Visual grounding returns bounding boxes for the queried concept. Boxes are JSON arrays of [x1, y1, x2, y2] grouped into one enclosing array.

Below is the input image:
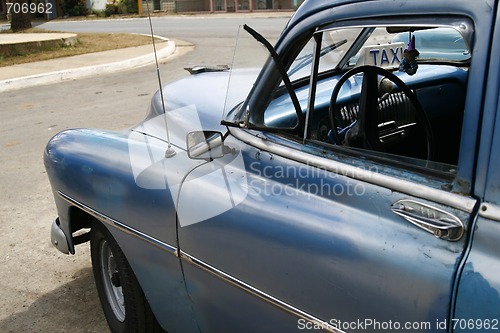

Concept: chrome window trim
[[57, 191, 178, 255], [230, 128, 476, 213]]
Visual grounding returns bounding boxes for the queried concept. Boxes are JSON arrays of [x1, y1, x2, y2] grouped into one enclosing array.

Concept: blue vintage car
[[45, 0, 500, 332]]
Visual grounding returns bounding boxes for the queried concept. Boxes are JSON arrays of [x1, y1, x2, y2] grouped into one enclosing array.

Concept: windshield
[[223, 25, 274, 122], [287, 26, 470, 84], [287, 28, 361, 82]]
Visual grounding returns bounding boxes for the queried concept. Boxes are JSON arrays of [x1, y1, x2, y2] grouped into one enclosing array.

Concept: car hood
[[131, 68, 259, 150]]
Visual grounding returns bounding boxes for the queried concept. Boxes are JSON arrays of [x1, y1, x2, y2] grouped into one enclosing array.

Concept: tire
[[90, 222, 165, 333]]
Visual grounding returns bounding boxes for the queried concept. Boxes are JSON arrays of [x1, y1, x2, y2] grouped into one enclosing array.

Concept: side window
[[302, 23, 471, 179], [263, 29, 357, 130]]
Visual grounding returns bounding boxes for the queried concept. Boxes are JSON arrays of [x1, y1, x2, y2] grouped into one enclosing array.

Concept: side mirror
[[187, 131, 224, 160]]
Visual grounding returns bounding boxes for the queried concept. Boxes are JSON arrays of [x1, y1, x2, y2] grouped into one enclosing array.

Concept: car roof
[[289, 0, 498, 28]]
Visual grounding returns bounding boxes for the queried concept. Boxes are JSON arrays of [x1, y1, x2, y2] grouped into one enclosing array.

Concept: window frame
[[294, 17, 475, 186]]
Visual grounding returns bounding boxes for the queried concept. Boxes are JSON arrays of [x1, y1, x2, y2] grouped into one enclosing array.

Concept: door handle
[[392, 199, 464, 241]]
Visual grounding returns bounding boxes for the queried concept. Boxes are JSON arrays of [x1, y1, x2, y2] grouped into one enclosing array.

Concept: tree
[[10, 0, 32, 32]]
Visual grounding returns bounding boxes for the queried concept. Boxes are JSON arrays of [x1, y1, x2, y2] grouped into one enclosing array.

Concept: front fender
[[44, 128, 203, 253]]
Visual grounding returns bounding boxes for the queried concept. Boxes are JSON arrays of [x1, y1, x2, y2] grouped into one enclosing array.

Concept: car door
[[175, 2, 493, 333], [176, 131, 476, 333], [454, 8, 500, 330]]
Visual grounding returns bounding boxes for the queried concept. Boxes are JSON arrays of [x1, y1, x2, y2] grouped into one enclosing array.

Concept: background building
[[141, 0, 300, 13]]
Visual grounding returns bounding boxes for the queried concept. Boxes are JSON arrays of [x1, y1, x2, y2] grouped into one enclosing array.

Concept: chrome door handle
[[392, 199, 465, 241]]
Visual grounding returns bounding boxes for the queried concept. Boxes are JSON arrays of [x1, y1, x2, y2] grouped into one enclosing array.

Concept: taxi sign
[[356, 42, 405, 68]]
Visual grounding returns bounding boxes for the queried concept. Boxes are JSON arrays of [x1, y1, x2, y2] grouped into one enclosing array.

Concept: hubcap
[[99, 240, 126, 322]]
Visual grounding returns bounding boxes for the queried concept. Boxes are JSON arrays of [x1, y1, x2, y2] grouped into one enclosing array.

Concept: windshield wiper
[[288, 39, 348, 77]]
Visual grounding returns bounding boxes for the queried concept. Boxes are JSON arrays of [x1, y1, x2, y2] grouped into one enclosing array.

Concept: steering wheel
[[329, 65, 434, 160]]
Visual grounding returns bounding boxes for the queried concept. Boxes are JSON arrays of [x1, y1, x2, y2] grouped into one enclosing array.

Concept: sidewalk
[[0, 35, 175, 93]]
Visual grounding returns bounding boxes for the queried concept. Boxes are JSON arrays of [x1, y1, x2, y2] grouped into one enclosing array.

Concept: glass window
[[224, 20, 472, 179], [287, 28, 361, 82], [301, 24, 471, 178]]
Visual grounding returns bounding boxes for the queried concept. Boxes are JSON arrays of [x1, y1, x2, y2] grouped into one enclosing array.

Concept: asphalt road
[[0, 15, 289, 333]]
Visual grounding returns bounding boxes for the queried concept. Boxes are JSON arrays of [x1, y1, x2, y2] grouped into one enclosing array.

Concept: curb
[[0, 36, 175, 93], [0, 33, 78, 57]]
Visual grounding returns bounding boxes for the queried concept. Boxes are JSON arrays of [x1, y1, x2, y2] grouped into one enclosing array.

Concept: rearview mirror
[[187, 131, 224, 160]]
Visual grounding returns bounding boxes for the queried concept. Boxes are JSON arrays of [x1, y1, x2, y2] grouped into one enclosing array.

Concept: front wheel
[[90, 222, 165, 333]]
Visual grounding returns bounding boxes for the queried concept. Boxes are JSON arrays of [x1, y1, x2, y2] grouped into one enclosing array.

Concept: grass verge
[[0, 28, 158, 67]]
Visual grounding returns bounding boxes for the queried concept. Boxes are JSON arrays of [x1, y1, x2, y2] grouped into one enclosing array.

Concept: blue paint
[[44, 0, 500, 332]]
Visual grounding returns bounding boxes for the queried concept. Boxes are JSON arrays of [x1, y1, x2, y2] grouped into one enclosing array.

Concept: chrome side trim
[[58, 192, 343, 331], [479, 203, 500, 222], [57, 191, 178, 255], [230, 128, 476, 213], [180, 250, 345, 333]]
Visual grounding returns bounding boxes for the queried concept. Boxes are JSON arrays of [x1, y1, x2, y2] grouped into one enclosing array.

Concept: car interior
[[261, 23, 471, 177]]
